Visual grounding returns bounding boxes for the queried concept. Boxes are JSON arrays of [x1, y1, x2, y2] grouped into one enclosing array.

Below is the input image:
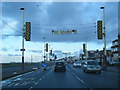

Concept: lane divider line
[[76, 76, 85, 84], [66, 66, 88, 87]]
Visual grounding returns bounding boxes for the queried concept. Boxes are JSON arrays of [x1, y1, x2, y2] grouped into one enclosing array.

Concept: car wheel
[[83, 69, 85, 72], [85, 69, 88, 73], [54, 69, 56, 72], [98, 71, 101, 74]]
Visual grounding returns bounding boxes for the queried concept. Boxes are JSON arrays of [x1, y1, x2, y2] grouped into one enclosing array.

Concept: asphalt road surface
[[1, 64, 120, 89]]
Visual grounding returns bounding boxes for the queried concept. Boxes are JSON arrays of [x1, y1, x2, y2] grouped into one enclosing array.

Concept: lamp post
[[43, 37, 45, 61], [100, 7, 107, 70], [20, 8, 25, 71]]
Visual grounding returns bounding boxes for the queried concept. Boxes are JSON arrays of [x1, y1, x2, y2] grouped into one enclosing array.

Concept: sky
[[0, 1, 119, 63]]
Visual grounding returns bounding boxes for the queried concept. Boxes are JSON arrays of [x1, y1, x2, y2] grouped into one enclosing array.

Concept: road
[[1, 64, 120, 89]]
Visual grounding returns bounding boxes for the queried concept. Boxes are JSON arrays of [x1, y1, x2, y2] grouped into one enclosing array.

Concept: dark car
[[54, 62, 66, 72]]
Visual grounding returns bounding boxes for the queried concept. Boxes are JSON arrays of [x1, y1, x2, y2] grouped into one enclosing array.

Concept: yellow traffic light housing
[[97, 20, 103, 39], [45, 43, 48, 52], [50, 50, 52, 55], [83, 43, 86, 56], [25, 22, 31, 41]]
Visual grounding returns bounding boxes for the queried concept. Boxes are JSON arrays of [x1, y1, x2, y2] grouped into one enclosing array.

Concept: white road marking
[[66, 66, 86, 85], [14, 83, 20, 86], [2, 70, 35, 83], [32, 81, 36, 84], [8, 83, 14, 86], [24, 81, 30, 86], [20, 82, 27, 86], [34, 82, 38, 85], [76, 76, 85, 84]]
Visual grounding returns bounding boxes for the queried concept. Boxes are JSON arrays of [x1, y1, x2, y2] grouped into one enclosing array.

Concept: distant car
[[81, 60, 86, 67], [54, 62, 66, 72], [73, 62, 82, 68], [83, 60, 101, 74], [108, 59, 120, 66]]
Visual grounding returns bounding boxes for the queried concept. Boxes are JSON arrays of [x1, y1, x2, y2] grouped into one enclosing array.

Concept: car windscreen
[[87, 61, 98, 65], [56, 62, 64, 66]]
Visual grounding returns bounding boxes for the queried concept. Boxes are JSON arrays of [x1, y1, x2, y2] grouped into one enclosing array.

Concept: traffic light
[[97, 20, 103, 39], [83, 43, 86, 56], [25, 22, 31, 41], [45, 43, 48, 52], [72, 30, 77, 34], [50, 50, 52, 55]]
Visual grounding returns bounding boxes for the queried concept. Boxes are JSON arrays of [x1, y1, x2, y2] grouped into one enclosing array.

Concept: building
[[87, 50, 96, 60], [118, 35, 120, 60], [111, 39, 119, 60]]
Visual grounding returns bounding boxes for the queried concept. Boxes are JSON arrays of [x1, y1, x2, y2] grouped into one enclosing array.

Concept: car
[[54, 61, 66, 72], [73, 62, 82, 68], [83, 60, 101, 74], [108, 59, 120, 66]]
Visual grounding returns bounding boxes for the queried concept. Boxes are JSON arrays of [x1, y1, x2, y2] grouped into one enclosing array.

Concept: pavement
[[1, 64, 120, 89], [106, 66, 120, 73]]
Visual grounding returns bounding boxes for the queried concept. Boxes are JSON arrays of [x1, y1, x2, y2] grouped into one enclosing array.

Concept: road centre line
[[76, 76, 85, 84], [66, 66, 86, 85]]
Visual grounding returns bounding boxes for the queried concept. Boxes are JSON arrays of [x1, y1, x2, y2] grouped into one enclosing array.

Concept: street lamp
[[43, 37, 45, 61], [20, 8, 25, 71], [100, 6, 107, 70]]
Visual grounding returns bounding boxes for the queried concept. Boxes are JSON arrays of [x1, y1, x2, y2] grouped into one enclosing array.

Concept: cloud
[[1, 47, 8, 51], [2, 2, 118, 44], [14, 49, 19, 51], [29, 50, 43, 53], [8, 54, 21, 56], [53, 50, 62, 54]]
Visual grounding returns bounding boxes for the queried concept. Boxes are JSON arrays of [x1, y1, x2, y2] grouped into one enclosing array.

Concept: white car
[[73, 62, 82, 68], [83, 60, 101, 74]]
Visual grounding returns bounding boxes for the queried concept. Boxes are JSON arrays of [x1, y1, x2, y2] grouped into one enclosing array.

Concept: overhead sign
[[52, 30, 77, 34]]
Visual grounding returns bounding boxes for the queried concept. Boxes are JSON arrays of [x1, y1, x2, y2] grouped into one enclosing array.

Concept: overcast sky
[[0, 1, 119, 63]]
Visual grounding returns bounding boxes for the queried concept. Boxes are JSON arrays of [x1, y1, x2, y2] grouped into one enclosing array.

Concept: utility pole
[[31, 55, 32, 64], [20, 8, 25, 71], [49, 44, 50, 61], [100, 7, 107, 70], [85, 43, 87, 60]]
